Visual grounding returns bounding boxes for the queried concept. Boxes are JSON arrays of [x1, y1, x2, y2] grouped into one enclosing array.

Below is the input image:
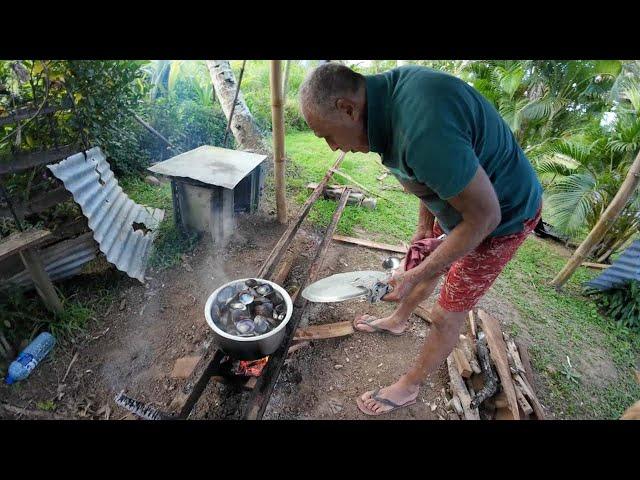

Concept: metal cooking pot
[[204, 278, 293, 360]]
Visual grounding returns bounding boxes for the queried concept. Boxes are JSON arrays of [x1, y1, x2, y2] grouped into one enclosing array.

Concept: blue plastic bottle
[[5, 332, 56, 385]]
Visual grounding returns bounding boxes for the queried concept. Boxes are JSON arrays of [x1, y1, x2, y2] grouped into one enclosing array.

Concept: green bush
[[232, 60, 309, 132], [587, 281, 640, 331]]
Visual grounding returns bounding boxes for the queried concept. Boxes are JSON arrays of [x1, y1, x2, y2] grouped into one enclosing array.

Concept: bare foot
[[353, 314, 409, 335], [357, 380, 419, 415]]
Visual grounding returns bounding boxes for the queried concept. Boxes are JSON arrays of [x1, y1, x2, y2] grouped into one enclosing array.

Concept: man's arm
[[387, 165, 501, 299], [412, 202, 435, 242]]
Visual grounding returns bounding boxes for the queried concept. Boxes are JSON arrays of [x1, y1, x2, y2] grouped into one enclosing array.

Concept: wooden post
[[19, 248, 63, 314], [551, 149, 640, 288], [270, 60, 287, 224]]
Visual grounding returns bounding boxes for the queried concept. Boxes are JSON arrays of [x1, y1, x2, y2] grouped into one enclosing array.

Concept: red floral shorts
[[429, 207, 542, 312]]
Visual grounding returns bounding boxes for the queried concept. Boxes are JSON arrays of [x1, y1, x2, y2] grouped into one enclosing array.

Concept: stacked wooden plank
[[444, 309, 545, 420]]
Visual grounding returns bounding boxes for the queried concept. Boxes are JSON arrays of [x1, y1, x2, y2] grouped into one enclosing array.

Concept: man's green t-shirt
[[365, 66, 543, 237]]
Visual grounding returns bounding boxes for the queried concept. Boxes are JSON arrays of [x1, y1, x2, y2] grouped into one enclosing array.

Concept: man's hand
[[381, 270, 416, 303]]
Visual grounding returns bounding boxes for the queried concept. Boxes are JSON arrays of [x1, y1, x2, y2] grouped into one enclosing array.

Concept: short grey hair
[[299, 63, 366, 117]]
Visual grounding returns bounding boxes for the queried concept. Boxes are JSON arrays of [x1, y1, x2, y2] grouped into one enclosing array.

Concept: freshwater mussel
[[211, 278, 288, 338]]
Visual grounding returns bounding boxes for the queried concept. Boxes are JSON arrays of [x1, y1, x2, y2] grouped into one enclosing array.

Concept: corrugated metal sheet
[[586, 240, 640, 291], [2, 232, 98, 289], [48, 147, 164, 282]]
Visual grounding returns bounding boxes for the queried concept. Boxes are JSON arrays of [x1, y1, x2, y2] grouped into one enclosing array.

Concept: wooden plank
[[0, 229, 51, 261], [513, 373, 545, 420], [446, 354, 480, 420], [244, 188, 351, 420], [413, 302, 432, 323], [256, 152, 346, 279], [271, 250, 296, 285], [514, 385, 533, 416], [581, 262, 610, 270], [477, 309, 519, 420], [452, 348, 472, 378], [468, 311, 476, 339], [514, 340, 535, 387], [332, 235, 407, 254], [293, 321, 354, 342], [0, 187, 72, 219], [458, 335, 481, 374], [0, 144, 79, 174], [505, 339, 526, 375], [493, 391, 508, 409], [19, 248, 63, 313]]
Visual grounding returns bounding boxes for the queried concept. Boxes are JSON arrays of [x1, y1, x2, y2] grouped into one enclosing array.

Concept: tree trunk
[[551, 149, 640, 288], [205, 61, 269, 155]]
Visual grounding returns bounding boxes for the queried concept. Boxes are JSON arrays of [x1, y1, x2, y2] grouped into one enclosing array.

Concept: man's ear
[[336, 98, 355, 118]]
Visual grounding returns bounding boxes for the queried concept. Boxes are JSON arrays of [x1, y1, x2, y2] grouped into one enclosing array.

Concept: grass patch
[[493, 237, 640, 419], [286, 131, 419, 243], [120, 176, 199, 270]]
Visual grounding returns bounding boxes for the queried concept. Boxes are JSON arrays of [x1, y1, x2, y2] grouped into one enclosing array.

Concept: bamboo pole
[[551, 149, 640, 288], [270, 60, 287, 224]]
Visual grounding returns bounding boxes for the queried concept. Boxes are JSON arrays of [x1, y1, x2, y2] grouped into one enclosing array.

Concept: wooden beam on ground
[[332, 235, 407, 254], [513, 373, 545, 420], [243, 188, 351, 420], [477, 309, 519, 420], [0, 229, 51, 261], [514, 385, 533, 416], [271, 250, 296, 285], [0, 187, 72, 219], [468, 311, 477, 339], [0, 402, 67, 420], [514, 340, 535, 386], [458, 335, 481, 374], [446, 354, 480, 420], [0, 144, 79, 175], [581, 262, 610, 270], [452, 348, 472, 378], [257, 152, 346, 279], [505, 338, 526, 375], [329, 168, 399, 205], [293, 321, 354, 342]]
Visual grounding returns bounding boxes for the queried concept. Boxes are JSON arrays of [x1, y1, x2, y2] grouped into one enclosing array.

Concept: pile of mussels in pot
[[212, 279, 288, 338]]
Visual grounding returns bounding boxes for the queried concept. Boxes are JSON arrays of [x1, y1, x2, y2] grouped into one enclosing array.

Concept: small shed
[[148, 145, 267, 243]]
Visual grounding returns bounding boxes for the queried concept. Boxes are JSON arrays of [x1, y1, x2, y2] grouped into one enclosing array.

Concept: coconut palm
[[532, 78, 640, 261]]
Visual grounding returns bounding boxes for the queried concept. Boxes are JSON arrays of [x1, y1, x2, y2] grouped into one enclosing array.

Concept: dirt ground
[[0, 210, 536, 420]]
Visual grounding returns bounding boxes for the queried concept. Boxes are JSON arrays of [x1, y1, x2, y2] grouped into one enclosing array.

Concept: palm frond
[[546, 173, 598, 235]]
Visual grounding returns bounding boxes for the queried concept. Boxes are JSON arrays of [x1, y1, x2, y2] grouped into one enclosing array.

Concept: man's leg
[[357, 207, 542, 414], [359, 304, 466, 413], [353, 274, 440, 335]]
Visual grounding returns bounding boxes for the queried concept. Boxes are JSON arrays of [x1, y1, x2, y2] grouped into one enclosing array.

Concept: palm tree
[[531, 78, 640, 261]]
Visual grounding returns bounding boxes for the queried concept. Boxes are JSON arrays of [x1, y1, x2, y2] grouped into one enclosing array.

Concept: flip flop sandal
[[353, 315, 405, 336], [356, 388, 417, 416]]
